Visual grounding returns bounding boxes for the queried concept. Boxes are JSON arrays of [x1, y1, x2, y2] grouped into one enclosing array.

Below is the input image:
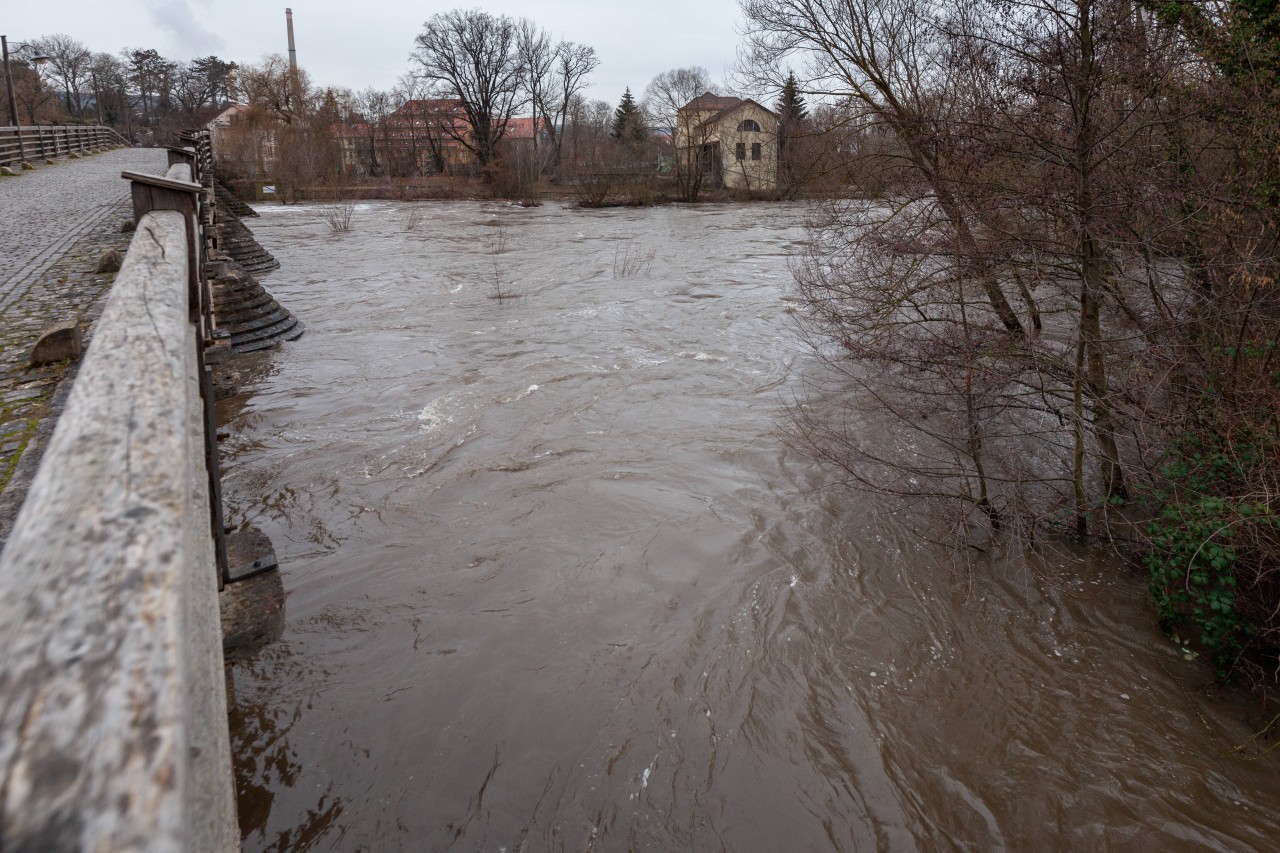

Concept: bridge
[[0, 129, 294, 849]]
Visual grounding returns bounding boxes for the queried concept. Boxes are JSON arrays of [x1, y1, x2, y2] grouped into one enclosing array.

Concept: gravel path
[[0, 148, 168, 545]]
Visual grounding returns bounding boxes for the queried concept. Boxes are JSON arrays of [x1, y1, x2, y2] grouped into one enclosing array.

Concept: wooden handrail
[[122, 156, 229, 585], [0, 126, 248, 850], [0, 209, 238, 850]]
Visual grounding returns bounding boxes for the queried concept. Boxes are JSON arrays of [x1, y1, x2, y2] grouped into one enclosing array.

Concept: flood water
[[222, 200, 1280, 851]]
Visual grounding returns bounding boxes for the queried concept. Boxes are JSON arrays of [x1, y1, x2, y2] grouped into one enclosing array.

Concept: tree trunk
[[1074, 0, 1127, 503]]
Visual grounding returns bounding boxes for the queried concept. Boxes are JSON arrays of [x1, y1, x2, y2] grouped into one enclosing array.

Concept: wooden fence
[[0, 134, 239, 849], [1, 124, 130, 167]]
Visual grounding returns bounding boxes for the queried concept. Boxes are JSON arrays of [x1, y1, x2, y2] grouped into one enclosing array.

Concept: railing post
[[123, 167, 202, 308], [167, 145, 197, 174]]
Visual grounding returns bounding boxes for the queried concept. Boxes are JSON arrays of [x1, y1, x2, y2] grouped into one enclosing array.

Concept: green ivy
[[1143, 433, 1275, 678]]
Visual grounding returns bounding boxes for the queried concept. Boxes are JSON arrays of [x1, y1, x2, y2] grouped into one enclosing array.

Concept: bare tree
[[391, 71, 465, 175], [740, 0, 1280, 675], [220, 55, 342, 197], [172, 61, 211, 117], [34, 34, 92, 119], [236, 53, 306, 126], [517, 20, 554, 164], [89, 52, 128, 129], [1, 51, 60, 125], [394, 72, 432, 176], [644, 66, 716, 201], [737, 0, 1171, 540], [355, 87, 394, 177], [427, 96, 467, 176], [738, 0, 1030, 537], [412, 9, 526, 169], [741, 0, 1027, 334], [774, 101, 874, 197], [967, 0, 1164, 508], [543, 42, 600, 171]]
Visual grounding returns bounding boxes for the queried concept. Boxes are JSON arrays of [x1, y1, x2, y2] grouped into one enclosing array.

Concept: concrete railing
[[0, 162, 237, 846], [0, 124, 129, 167]]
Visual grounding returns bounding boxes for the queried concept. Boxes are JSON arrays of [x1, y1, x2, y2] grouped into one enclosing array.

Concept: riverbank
[[220, 173, 796, 207]]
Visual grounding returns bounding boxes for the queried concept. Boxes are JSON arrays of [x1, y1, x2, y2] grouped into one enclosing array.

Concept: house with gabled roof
[[334, 98, 475, 177], [676, 92, 779, 191], [331, 102, 554, 177], [389, 98, 473, 174]]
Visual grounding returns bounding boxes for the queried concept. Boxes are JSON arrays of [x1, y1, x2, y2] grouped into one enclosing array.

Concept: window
[[751, 142, 762, 161], [737, 119, 761, 132], [735, 142, 746, 161]]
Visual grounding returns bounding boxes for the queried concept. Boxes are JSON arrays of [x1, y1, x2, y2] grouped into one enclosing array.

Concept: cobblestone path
[[0, 148, 167, 544]]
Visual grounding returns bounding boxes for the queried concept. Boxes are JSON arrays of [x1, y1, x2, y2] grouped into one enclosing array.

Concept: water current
[[222, 200, 1280, 851]]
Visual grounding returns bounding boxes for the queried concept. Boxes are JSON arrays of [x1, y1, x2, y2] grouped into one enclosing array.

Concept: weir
[[0, 132, 292, 849]]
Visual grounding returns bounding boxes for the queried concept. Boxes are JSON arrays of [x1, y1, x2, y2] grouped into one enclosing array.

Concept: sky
[[5, 0, 759, 108]]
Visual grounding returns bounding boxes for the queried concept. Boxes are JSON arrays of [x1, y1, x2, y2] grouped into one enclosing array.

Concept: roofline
[[694, 98, 779, 131]]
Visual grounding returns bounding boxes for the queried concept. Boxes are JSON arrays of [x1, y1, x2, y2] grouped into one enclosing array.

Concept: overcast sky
[[6, 0, 760, 107]]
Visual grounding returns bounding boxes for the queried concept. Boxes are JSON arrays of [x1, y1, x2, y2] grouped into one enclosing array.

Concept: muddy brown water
[[222, 201, 1280, 851]]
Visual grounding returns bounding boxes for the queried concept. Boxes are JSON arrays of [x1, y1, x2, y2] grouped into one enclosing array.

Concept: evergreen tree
[[776, 71, 809, 193], [777, 71, 808, 126], [190, 56, 236, 109], [611, 87, 646, 142]]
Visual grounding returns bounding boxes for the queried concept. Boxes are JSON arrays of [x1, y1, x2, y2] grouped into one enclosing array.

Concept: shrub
[[319, 201, 355, 232], [1144, 431, 1280, 679]]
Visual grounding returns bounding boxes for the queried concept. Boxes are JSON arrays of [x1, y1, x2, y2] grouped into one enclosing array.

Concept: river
[[221, 200, 1280, 851]]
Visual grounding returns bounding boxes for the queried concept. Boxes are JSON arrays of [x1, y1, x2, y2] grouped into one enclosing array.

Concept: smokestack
[[286, 8, 297, 72]]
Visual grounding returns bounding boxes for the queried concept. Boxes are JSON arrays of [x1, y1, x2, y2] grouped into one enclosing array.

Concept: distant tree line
[[1, 32, 237, 142], [4, 13, 874, 204], [217, 8, 868, 203]]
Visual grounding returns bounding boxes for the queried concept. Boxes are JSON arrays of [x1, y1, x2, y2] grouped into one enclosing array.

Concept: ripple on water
[[224, 200, 1280, 852]]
